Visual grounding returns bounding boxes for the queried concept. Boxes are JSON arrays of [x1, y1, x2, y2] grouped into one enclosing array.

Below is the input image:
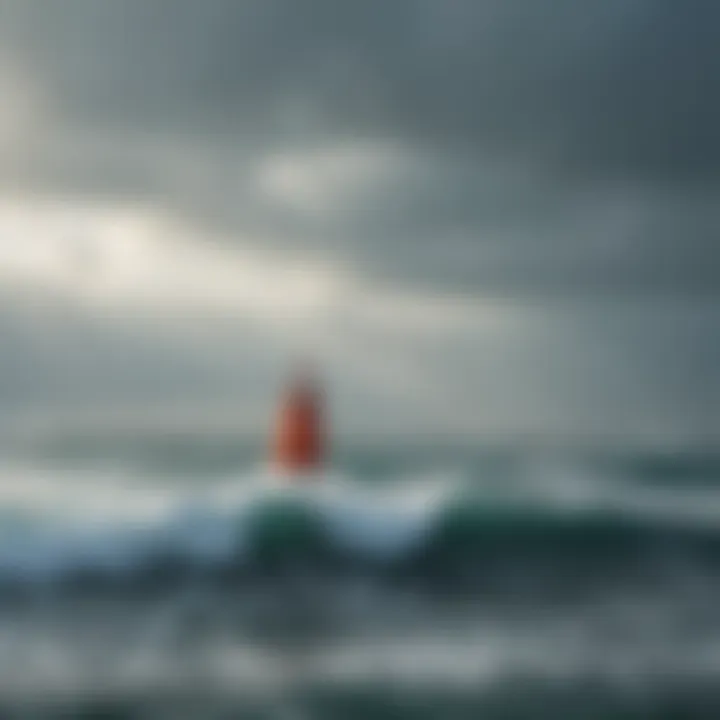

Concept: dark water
[[0, 438, 718, 718]]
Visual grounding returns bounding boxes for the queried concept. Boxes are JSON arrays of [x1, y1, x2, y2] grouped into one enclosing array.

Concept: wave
[[0, 461, 719, 592]]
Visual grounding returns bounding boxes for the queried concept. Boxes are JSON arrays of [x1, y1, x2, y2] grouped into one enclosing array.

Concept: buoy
[[271, 367, 323, 476]]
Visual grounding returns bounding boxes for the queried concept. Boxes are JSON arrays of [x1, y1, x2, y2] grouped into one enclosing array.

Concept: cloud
[[0, 195, 507, 335], [0, 0, 718, 297], [0, 197, 348, 325], [0, 55, 45, 168], [5, 0, 720, 178], [0, 0, 717, 441], [0, 194, 521, 436]]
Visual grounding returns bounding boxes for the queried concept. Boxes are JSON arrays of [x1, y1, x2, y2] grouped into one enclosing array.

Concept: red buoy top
[[271, 369, 323, 474]]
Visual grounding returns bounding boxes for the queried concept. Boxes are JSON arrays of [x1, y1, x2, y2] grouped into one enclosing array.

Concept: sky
[[0, 0, 717, 443]]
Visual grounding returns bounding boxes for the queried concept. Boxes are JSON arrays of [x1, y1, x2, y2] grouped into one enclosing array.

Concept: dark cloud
[[1, 0, 718, 299], [5, 0, 720, 178], [0, 0, 717, 442]]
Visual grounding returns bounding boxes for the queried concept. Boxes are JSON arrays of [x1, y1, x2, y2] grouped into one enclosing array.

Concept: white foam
[[0, 457, 718, 583], [0, 463, 465, 581]]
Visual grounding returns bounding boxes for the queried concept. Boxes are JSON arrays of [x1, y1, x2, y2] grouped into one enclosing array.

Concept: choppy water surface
[[0, 439, 718, 718]]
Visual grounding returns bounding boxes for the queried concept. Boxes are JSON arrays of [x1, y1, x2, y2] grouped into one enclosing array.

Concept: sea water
[[0, 436, 718, 718]]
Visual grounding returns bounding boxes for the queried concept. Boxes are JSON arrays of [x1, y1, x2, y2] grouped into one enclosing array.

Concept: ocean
[[0, 435, 718, 719]]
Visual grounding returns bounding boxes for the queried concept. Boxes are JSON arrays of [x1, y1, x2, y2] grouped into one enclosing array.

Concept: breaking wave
[[0, 456, 719, 593]]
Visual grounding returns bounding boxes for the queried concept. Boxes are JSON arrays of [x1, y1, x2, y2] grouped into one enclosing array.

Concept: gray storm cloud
[[0, 0, 717, 440], [2, 0, 719, 295], [5, 0, 720, 177]]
